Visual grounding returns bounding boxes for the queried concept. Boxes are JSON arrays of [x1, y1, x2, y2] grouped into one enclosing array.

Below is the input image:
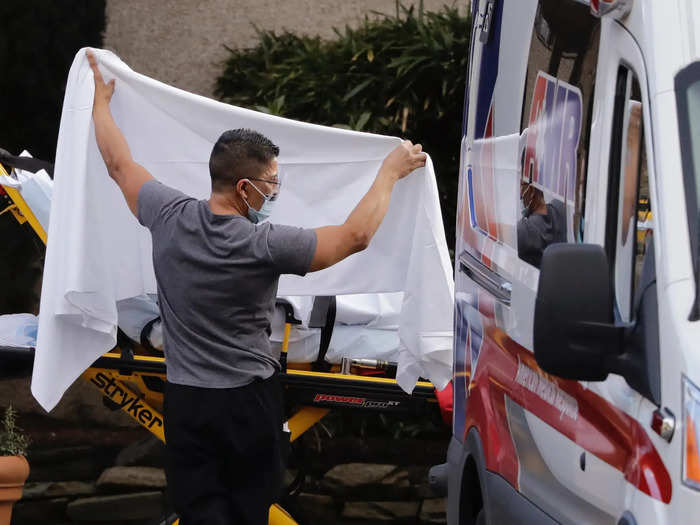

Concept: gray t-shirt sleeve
[[266, 223, 317, 276], [138, 180, 192, 230]]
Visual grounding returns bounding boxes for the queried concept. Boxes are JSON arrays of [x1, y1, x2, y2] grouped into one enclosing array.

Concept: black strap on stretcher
[[116, 327, 135, 375], [140, 316, 161, 352], [0, 148, 54, 177], [309, 296, 336, 372]]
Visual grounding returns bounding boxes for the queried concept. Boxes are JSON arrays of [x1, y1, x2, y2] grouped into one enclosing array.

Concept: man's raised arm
[[87, 50, 153, 217], [309, 140, 426, 272]]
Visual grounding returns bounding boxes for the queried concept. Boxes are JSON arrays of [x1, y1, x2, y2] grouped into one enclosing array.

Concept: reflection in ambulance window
[[517, 1, 599, 268], [611, 72, 651, 322], [517, 183, 567, 268], [635, 138, 651, 291], [621, 101, 643, 245]]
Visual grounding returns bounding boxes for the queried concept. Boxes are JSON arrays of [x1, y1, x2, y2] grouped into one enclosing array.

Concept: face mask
[[242, 180, 277, 224]]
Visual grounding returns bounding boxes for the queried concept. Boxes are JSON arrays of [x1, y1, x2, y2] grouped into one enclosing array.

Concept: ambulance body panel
[[449, 0, 700, 523]]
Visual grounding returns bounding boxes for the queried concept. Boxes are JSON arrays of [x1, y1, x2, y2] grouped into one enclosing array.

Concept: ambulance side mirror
[[533, 243, 620, 381]]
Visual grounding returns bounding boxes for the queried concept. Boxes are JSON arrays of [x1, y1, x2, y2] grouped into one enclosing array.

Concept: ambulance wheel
[[475, 509, 485, 525]]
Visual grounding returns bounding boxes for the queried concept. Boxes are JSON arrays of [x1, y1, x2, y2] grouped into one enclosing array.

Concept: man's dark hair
[[209, 129, 280, 192]]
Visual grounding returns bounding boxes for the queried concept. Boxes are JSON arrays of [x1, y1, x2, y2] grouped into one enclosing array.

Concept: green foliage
[[216, 3, 471, 252], [0, 405, 30, 457]]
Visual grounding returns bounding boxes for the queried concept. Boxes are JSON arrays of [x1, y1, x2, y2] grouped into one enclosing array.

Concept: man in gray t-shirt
[[87, 50, 426, 524], [137, 179, 316, 389]]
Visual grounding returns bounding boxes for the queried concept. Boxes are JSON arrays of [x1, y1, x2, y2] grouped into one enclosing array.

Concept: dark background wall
[[0, 0, 105, 161], [0, 0, 105, 314]]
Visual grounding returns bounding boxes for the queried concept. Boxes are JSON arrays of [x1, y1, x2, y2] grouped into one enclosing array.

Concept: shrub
[[216, 3, 471, 252], [0, 405, 30, 457]]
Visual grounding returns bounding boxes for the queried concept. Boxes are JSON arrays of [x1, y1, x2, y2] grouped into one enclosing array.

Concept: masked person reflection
[[517, 180, 567, 268], [86, 50, 427, 525]]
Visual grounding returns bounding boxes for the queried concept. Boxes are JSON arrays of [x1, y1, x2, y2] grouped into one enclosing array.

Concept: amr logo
[[523, 71, 583, 202]]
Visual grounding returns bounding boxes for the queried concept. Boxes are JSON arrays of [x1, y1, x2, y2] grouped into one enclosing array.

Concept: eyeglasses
[[248, 177, 281, 187], [247, 169, 284, 201], [249, 167, 284, 188]]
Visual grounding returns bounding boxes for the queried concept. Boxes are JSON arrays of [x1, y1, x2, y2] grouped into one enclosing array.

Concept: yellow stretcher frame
[[0, 166, 47, 244], [0, 161, 438, 525]]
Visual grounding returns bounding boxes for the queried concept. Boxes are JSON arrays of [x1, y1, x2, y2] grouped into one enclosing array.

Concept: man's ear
[[235, 179, 248, 199]]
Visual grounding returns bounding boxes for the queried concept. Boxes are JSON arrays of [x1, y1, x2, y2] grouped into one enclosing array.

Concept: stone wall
[[0, 377, 136, 427], [103, 0, 467, 98], [14, 433, 448, 524]]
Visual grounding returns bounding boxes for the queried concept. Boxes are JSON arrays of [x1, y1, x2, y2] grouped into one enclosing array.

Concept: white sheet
[[0, 314, 38, 348], [31, 48, 454, 411], [116, 293, 403, 364], [0, 151, 53, 232], [268, 293, 403, 363]]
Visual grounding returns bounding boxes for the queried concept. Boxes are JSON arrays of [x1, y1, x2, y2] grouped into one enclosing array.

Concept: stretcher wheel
[[156, 512, 178, 524]]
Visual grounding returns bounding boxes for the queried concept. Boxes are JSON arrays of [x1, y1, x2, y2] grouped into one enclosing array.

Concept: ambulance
[[446, 0, 700, 523]]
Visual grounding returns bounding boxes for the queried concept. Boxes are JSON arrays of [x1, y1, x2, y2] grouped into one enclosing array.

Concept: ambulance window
[[517, 1, 599, 268], [607, 67, 650, 322]]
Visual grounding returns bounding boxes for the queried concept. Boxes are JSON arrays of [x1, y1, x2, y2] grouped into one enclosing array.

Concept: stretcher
[[0, 152, 442, 525]]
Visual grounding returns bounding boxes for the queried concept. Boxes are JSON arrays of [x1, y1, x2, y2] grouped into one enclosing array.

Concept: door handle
[[458, 250, 512, 306]]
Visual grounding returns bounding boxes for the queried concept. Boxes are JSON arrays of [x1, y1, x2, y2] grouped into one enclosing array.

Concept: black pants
[[164, 375, 285, 525]]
